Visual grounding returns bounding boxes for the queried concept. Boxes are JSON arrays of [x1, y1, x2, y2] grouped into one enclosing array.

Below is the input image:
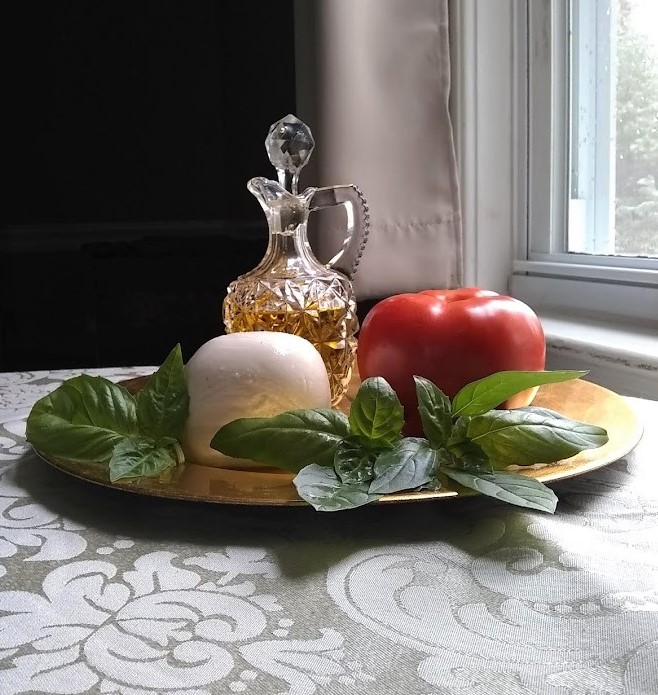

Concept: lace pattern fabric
[[0, 368, 656, 694]]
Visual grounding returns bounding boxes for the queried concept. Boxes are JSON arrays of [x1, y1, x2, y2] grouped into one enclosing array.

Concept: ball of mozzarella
[[182, 332, 331, 469]]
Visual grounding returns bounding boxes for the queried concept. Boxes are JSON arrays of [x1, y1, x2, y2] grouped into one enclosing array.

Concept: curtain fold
[[296, 0, 462, 299]]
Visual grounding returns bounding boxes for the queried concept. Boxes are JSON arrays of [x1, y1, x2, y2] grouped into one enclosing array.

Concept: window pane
[[569, 0, 658, 258], [615, 0, 658, 256]]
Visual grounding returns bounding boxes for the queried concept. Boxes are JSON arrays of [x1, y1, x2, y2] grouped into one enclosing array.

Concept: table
[[1, 368, 657, 695]]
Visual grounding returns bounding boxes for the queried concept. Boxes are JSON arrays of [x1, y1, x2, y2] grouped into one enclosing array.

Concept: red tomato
[[357, 288, 546, 436]]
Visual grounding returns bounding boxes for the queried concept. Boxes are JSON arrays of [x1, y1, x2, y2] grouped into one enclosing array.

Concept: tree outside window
[[615, 0, 658, 256]]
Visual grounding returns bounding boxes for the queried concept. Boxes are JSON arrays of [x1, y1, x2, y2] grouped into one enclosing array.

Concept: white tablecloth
[[1, 368, 657, 695]]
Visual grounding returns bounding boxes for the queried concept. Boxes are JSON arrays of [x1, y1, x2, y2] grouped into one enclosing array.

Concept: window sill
[[538, 310, 658, 400]]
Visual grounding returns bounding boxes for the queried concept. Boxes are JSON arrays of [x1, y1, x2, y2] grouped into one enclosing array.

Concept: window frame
[[450, 0, 658, 323]]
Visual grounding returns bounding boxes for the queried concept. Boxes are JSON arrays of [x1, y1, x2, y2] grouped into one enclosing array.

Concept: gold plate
[[36, 375, 643, 506]]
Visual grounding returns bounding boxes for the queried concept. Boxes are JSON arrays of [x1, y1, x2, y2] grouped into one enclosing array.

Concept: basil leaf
[[414, 376, 452, 447], [26, 375, 138, 462], [137, 343, 189, 441], [446, 417, 469, 448], [369, 438, 439, 494], [109, 438, 178, 482], [514, 406, 575, 419], [293, 464, 380, 511], [464, 409, 609, 466], [450, 440, 492, 472], [348, 377, 404, 447], [211, 408, 350, 472], [441, 468, 558, 513], [452, 370, 588, 416], [334, 437, 376, 484]]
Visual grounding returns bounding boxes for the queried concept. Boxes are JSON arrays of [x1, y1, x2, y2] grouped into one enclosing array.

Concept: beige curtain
[[296, 0, 462, 299]]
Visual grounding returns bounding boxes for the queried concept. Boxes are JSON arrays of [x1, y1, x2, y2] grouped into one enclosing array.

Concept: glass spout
[[247, 177, 290, 211], [248, 177, 315, 234]]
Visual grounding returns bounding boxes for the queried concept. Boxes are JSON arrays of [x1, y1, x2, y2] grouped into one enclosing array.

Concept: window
[[603, 0, 658, 259], [570, 0, 658, 259], [511, 0, 658, 321], [451, 0, 657, 397], [541, 0, 658, 261]]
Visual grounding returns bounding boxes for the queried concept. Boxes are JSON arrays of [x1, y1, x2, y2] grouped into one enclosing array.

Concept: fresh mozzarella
[[182, 332, 331, 468]]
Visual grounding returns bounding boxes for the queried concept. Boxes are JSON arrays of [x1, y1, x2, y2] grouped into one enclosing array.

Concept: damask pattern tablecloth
[[0, 368, 657, 695]]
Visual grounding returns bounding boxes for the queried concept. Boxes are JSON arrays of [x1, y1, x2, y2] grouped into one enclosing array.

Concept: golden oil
[[223, 290, 358, 406]]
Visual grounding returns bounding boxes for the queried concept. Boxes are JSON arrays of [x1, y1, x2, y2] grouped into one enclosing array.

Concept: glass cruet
[[223, 114, 370, 405]]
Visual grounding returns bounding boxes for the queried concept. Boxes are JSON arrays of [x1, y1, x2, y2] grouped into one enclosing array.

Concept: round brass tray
[[36, 374, 643, 506]]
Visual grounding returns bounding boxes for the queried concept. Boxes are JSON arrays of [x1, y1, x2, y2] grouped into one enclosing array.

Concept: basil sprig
[[211, 409, 350, 471], [26, 344, 188, 482], [451, 369, 588, 416], [26, 355, 609, 513], [212, 370, 608, 513]]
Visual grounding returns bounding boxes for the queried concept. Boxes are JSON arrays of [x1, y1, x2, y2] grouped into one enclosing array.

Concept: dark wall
[[1, 1, 296, 370]]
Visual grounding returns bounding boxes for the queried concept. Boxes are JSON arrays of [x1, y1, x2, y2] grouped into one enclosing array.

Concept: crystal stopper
[[265, 114, 315, 194]]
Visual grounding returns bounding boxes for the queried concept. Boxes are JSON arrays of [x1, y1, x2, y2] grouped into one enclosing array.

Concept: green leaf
[[464, 409, 609, 466], [334, 437, 376, 484], [452, 370, 588, 416], [445, 419, 493, 471], [293, 464, 381, 511], [137, 344, 189, 441], [109, 438, 178, 482], [441, 468, 558, 513], [26, 375, 138, 462], [211, 409, 350, 472], [369, 438, 439, 494], [449, 440, 492, 472], [414, 376, 452, 447], [348, 377, 404, 447], [446, 417, 469, 448], [513, 406, 576, 419]]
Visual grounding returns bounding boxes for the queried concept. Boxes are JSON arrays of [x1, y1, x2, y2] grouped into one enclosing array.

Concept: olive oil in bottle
[[224, 284, 358, 405]]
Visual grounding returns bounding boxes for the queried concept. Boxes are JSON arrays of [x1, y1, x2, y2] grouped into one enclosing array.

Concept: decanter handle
[[309, 184, 370, 279]]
